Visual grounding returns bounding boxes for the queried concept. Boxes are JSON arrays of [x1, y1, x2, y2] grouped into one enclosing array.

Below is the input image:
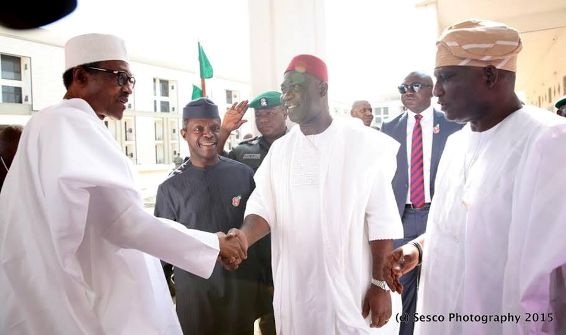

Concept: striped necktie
[[410, 114, 425, 208]]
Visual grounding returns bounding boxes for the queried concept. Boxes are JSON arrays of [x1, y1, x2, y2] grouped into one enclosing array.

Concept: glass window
[[160, 101, 170, 113], [1, 55, 21, 81], [226, 89, 233, 104], [160, 80, 169, 97], [2, 86, 22, 103], [153, 78, 176, 113]]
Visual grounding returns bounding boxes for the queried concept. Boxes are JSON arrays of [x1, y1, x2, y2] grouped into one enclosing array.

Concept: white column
[[247, 0, 327, 95]]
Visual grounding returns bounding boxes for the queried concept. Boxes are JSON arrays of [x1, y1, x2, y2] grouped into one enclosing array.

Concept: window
[[155, 119, 164, 141], [160, 101, 170, 113], [1, 55, 21, 80], [2, 86, 22, 103], [0, 54, 31, 104], [225, 89, 240, 104], [153, 78, 177, 113]]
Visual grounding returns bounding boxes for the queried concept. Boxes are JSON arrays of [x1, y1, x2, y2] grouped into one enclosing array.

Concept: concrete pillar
[[247, 0, 327, 94]]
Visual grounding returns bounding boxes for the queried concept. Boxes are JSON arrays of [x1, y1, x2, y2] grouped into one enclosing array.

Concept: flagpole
[[201, 77, 206, 97]]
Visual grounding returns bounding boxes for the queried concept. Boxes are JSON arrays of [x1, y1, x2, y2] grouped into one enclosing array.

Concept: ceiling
[[435, 0, 566, 93]]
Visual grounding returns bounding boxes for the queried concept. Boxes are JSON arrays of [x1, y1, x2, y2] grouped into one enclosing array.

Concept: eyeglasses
[[85, 66, 136, 88], [1, 155, 9, 172], [397, 83, 432, 94]]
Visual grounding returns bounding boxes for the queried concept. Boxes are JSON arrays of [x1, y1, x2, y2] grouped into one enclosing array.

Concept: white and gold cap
[[436, 19, 522, 72], [64, 33, 128, 71]]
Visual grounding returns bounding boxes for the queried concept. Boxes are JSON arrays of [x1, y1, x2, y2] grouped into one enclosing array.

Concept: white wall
[[0, 35, 65, 111], [248, 0, 327, 95], [522, 28, 566, 111]]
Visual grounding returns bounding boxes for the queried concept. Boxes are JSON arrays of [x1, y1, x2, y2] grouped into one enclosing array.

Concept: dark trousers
[[393, 206, 429, 335], [175, 268, 258, 335]]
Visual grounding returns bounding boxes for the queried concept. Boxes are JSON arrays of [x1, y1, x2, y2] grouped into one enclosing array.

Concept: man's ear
[[279, 106, 288, 119], [483, 65, 499, 88], [319, 81, 328, 97], [180, 127, 190, 141], [73, 67, 89, 87]]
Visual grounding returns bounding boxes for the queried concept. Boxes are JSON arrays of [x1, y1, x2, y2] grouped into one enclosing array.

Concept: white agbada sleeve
[[365, 137, 403, 240], [504, 124, 566, 334], [244, 147, 275, 226], [35, 101, 219, 279], [0, 99, 219, 335]]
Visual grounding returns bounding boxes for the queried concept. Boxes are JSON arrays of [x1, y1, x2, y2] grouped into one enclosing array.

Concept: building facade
[[0, 31, 251, 166]]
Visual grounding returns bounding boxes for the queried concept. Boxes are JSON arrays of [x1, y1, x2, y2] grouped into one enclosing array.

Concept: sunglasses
[[85, 66, 136, 88], [398, 83, 432, 94]]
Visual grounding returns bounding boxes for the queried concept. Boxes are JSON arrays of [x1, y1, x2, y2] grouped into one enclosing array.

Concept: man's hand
[[221, 100, 249, 134], [383, 243, 420, 294], [217, 230, 248, 270], [362, 285, 392, 328]]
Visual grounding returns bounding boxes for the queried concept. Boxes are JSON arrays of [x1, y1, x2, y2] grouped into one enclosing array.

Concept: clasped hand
[[216, 228, 249, 270], [382, 243, 419, 294]]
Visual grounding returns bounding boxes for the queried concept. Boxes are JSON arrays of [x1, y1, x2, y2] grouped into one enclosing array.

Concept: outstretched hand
[[383, 244, 420, 294], [217, 229, 248, 270], [222, 100, 249, 133]]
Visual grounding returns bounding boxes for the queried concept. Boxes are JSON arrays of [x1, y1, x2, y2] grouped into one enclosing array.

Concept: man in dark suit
[[381, 71, 463, 335]]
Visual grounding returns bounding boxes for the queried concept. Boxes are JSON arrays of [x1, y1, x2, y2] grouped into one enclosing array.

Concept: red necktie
[[410, 114, 425, 208]]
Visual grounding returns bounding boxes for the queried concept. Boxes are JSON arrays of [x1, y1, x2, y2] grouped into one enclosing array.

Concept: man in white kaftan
[[0, 33, 246, 335], [238, 54, 404, 335], [384, 20, 566, 335], [418, 106, 566, 335]]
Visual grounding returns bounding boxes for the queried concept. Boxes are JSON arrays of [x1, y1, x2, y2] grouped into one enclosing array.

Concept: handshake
[[216, 228, 249, 270]]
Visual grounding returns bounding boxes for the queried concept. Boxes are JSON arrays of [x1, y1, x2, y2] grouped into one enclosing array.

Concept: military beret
[[182, 98, 220, 119], [555, 95, 566, 109], [248, 91, 282, 110]]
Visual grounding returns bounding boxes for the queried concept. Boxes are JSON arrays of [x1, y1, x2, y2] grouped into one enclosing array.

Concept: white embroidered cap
[[64, 33, 128, 71]]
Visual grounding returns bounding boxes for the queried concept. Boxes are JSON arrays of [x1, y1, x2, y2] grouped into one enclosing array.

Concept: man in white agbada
[[234, 54, 403, 334], [384, 19, 566, 335], [0, 33, 247, 335]]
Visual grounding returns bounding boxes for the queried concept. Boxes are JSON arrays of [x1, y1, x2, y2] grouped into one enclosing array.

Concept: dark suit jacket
[[381, 108, 464, 216]]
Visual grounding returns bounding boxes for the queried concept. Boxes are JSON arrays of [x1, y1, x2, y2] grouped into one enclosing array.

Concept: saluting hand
[[222, 100, 249, 133]]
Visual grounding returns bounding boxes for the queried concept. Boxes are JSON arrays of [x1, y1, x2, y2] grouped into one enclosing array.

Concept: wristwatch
[[371, 278, 390, 292]]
